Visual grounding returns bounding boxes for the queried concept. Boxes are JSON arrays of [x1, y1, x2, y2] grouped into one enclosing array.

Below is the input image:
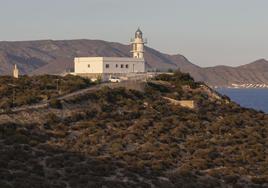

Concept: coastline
[[212, 83, 268, 89]]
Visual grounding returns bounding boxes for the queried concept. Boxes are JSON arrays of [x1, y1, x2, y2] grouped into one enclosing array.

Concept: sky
[[0, 0, 268, 67]]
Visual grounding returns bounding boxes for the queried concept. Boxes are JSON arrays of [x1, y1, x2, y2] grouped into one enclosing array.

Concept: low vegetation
[[0, 71, 267, 187], [0, 75, 93, 109]]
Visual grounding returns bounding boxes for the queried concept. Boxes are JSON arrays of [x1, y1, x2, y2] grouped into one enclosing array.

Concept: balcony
[[130, 38, 148, 44]]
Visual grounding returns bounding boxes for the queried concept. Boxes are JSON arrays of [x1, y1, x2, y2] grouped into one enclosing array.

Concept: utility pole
[[8, 84, 17, 107], [12, 87, 15, 107], [56, 79, 60, 94]]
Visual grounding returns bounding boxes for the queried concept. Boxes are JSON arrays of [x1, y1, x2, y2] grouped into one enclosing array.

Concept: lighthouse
[[74, 29, 146, 79], [131, 28, 147, 59]]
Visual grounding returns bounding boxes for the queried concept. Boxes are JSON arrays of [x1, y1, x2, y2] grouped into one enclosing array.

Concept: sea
[[216, 88, 268, 113]]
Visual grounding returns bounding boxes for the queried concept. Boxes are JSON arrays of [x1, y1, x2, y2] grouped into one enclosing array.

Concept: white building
[[74, 28, 147, 78], [13, 64, 19, 79]]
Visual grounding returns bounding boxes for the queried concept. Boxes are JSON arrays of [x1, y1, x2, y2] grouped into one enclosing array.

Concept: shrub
[[45, 113, 61, 127], [154, 70, 200, 89], [49, 98, 62, 109], [0, 75, 94, 108]]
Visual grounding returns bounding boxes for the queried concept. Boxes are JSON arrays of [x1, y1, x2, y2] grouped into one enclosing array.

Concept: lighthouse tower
[[131, 28, 147, 59]]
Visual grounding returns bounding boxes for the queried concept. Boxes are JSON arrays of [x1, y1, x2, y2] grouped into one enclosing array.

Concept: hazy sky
[[0, 0, 268, 67]]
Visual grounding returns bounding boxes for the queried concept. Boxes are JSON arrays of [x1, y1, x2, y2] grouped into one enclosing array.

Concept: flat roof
[[75, 57, 145, 62]]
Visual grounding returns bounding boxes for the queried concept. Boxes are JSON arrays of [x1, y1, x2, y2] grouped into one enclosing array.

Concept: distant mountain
[[0, 39, 267, 87], [195, 59, 268, 86], [0, 40, 198, 75]]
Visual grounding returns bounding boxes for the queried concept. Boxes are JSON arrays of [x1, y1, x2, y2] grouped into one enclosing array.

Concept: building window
[[88, 64, 90, 68], [106, 64, 109, 68], [121, 64, 124, 68], [116, 64, 118, 68], [126, 64, 129, 68]]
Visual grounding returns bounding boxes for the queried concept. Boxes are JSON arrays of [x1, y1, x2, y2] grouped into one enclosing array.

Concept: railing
[[130, 38, 148, 44]]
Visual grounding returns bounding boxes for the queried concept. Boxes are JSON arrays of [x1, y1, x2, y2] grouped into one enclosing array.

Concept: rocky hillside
[[0, 72, 267, 187], [1, 40, 268, 86]]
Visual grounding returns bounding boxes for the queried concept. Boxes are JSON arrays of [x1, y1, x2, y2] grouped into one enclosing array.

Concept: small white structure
[[74, 28, 147, 78], [13, 64, 19, 79]]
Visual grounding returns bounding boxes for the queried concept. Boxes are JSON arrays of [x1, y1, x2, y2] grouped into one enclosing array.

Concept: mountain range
[[0, 39, 268, 86]]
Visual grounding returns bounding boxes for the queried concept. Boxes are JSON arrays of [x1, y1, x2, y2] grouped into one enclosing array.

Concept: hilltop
[[1, 39, 268, 87], [0, 71, 267, 187]]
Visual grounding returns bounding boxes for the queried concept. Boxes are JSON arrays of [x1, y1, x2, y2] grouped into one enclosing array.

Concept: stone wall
[[163, 97, 195, 109], [177, 100, 195, 109]]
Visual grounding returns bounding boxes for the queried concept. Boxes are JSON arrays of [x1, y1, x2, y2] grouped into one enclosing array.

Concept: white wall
[[132, 38, 144, 58], [74, 57, 103, 73], [102, 57, 145, 74], [74, 57, 145, 74]]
